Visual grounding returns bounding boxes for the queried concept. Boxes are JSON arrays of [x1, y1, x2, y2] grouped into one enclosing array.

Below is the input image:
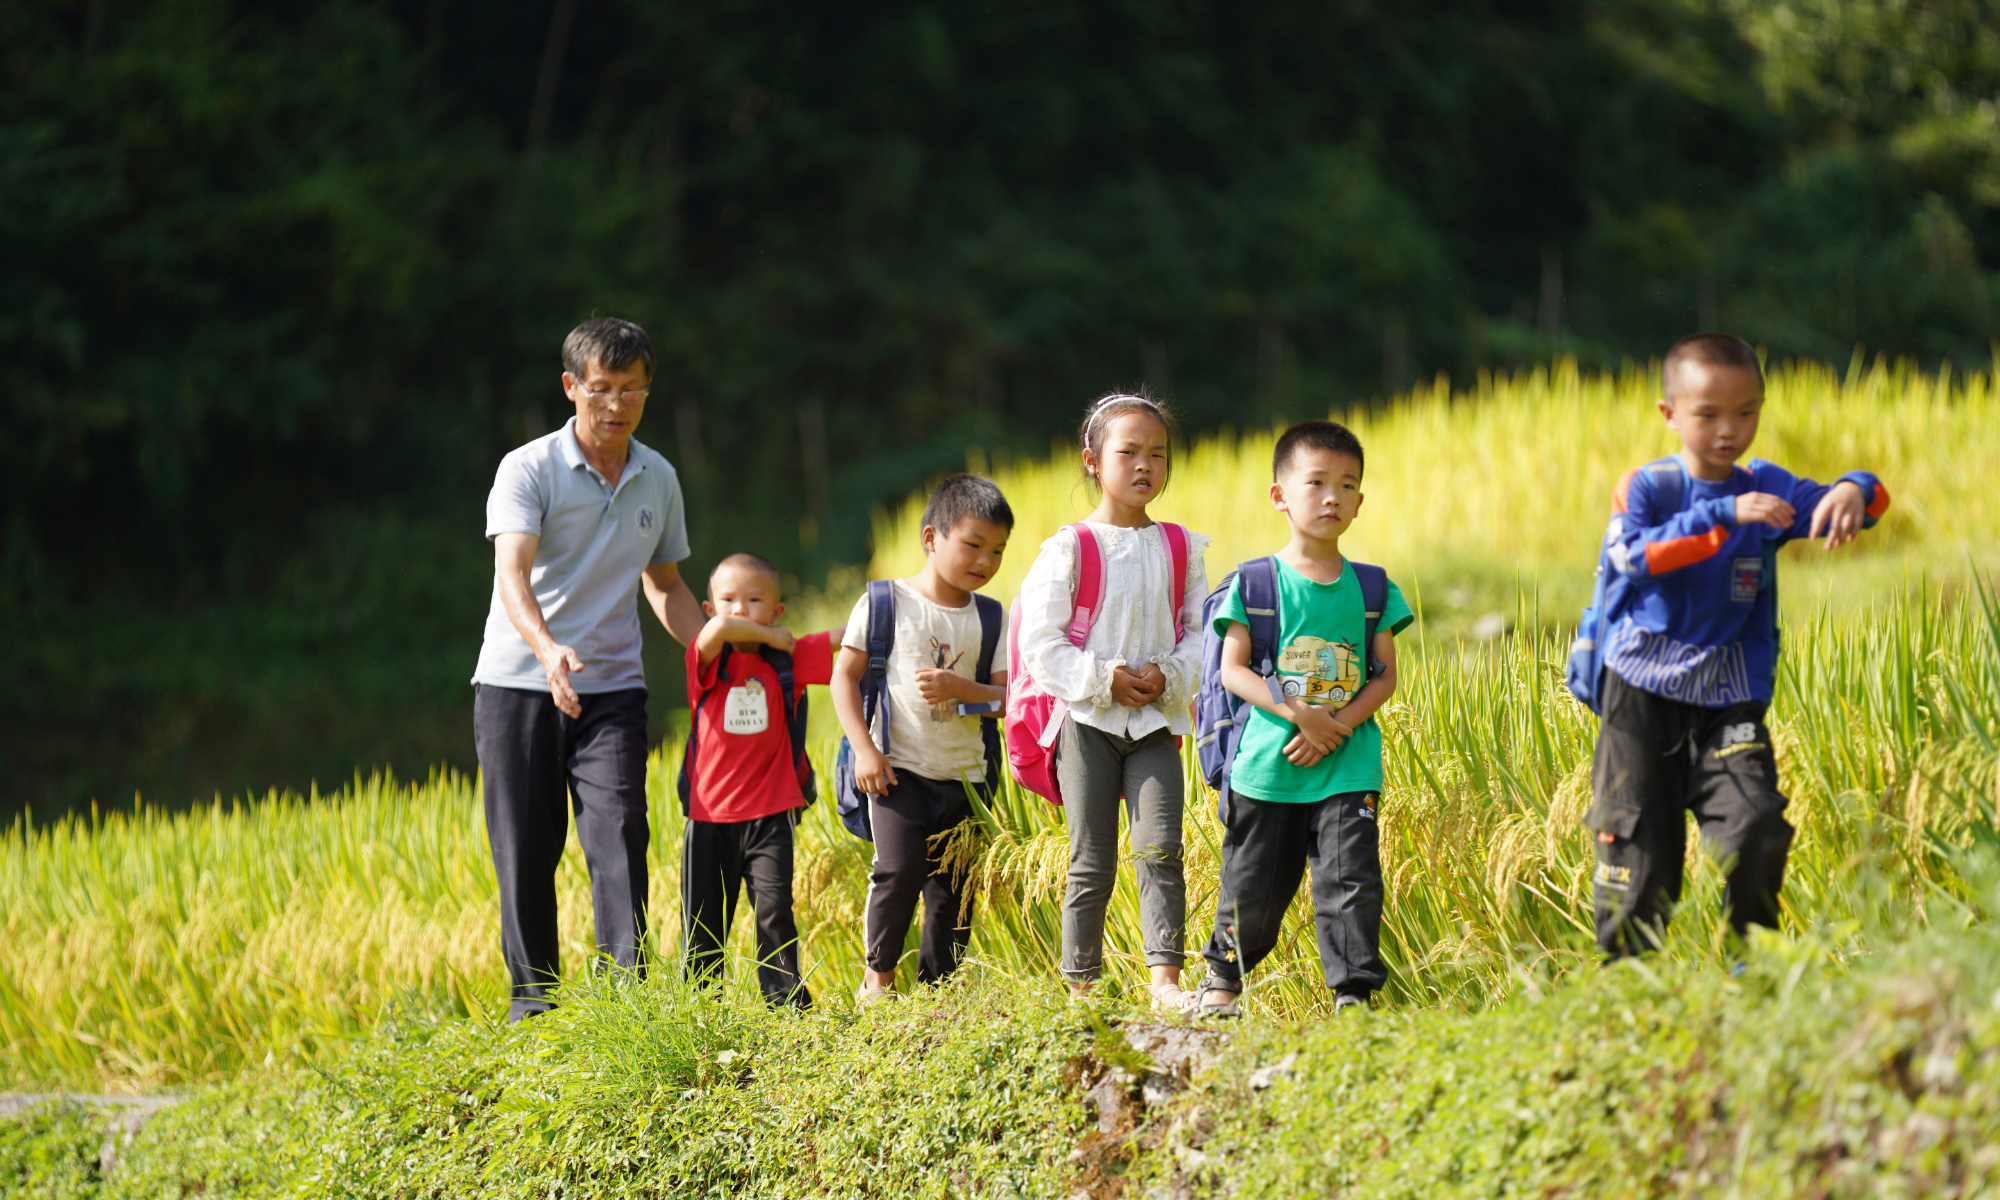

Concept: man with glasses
[[472, 317, 705, 1020]]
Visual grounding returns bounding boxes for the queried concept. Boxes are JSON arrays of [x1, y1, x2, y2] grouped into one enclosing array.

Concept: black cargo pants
[[474, 684, 651, 1021], [1586, 670, 1794, 959]]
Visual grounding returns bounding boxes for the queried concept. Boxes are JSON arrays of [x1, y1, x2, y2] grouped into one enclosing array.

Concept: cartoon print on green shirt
[[1275, 634, 1363, 708]]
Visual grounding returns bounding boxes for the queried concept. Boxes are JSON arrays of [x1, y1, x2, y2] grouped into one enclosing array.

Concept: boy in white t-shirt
[[831, 475, 1012, 1002]]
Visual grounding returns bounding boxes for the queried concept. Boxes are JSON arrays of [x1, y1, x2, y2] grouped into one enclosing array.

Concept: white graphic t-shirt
[[842, 580, 995, 783]]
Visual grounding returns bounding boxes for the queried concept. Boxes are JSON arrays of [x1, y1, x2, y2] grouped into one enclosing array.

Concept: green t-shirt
[[1215, 558, 1414, 803]]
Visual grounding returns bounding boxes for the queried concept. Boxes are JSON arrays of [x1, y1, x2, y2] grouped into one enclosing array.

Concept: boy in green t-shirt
[[1197, 421, 1414, 1017]]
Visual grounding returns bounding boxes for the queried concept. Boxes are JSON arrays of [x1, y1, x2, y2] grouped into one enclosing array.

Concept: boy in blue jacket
[[1579, 332, 1890, 958]]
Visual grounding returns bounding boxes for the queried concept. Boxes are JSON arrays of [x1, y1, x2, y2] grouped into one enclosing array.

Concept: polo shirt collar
[[558, 417, 588, 471], [559, 416, 648, 495]]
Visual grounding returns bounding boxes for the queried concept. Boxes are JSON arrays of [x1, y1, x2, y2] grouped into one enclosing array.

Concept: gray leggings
[[1055, 716, 1187, 981]]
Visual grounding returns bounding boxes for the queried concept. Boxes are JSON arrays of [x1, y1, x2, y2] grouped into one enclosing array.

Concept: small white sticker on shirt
[[723, 679, 769, 734]]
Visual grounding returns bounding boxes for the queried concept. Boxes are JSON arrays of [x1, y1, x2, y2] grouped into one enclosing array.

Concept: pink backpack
[[1005, 521, 1190, 804]]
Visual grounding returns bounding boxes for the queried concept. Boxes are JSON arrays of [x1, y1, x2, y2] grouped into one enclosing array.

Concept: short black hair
[[562, 317, 654, 380], [920, 474, 1014, 544], [708, 551, 782, 596], [1273, 420, 1365, 481], [1662, 332, 1761, 404]]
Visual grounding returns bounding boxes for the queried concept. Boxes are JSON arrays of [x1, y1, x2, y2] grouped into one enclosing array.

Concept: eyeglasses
[[572, 386, 650, 408]]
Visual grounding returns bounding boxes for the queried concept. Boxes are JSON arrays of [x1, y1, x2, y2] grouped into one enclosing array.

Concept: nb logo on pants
[[1713, 722, 1765, 759]]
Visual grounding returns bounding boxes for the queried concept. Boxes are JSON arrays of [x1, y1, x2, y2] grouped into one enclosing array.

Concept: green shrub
[[93, 975, 1092, 1199], [0, 1102, 104, 1198], [1135, 871, 2000, 1198]]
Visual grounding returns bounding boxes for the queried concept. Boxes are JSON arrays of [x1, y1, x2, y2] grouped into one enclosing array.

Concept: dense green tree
[[2, 0, 1994, 809]]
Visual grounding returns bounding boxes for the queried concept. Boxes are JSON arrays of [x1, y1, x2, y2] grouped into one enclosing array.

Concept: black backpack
[[677, 645, 816, 817]]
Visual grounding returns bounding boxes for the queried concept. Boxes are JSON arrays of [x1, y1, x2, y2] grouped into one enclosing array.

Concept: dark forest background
[[5, 0, 1998, 812]]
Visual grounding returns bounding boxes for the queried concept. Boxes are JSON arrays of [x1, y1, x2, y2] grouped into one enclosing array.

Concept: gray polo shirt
[[472, 418, 691, 695]]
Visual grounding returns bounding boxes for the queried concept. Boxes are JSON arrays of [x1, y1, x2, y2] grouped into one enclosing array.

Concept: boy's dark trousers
[[864, 773, 978, 984], [682, 811, 811, 1008], [1200, 790, 1386, 996], [1587, 670, 1794, 958], [474, 684, 651, 1023]]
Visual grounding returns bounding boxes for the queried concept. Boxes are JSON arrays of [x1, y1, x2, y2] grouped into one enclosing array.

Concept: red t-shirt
[[684, 630, 834, 824]]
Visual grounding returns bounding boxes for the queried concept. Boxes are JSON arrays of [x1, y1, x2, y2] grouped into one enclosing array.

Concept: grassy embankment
[[2, 356, 1999, 1194], [11, 846, 2000, 1197]]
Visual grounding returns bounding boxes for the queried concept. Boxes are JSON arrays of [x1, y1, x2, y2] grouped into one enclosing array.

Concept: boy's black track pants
[[1200, 789, 1386, 997], [682, 811, 811, 1008], [864, 773, 978, 984], [1586, 669, 1794, 958], [474, 683, 651, 1022]]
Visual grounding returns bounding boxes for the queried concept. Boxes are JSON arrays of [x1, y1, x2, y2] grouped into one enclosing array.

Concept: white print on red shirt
[[723, 678, 769, 734]]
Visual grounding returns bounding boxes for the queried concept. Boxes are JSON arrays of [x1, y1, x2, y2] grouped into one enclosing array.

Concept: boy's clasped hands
[[1276, 697, 1353, 767]]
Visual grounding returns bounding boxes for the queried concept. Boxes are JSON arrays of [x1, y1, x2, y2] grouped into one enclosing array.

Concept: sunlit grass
[[860, 356, 2000, 628]]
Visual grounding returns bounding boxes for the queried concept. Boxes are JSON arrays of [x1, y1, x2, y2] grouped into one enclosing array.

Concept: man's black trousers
[[474, 683, 651, 1022], [864, 773, 978, 984], [1587, 669, 1795, 958], [1200, 789, 1386, 997], [682, 811, 811, 1007]]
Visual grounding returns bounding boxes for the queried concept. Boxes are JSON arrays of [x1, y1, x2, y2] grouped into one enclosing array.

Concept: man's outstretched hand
[[540, 643, 585, 718]]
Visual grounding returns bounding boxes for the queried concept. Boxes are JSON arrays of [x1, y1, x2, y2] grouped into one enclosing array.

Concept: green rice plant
[[3, 357, 1996, 1090], [4, 584, 1994, 1089]]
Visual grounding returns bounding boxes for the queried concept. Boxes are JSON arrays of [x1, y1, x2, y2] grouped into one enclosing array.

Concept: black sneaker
[[1333, 990, 1369, 1014]]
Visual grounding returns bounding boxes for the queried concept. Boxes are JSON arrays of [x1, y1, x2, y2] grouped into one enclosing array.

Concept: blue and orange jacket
[[1591, 456, 1889, 707]]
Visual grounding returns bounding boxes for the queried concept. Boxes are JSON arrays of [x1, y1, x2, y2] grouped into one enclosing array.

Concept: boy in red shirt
[[682, 552, 836, 1007]]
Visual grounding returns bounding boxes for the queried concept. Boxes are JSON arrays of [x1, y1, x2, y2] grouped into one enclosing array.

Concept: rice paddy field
[[2, 357, 1995, 1102]]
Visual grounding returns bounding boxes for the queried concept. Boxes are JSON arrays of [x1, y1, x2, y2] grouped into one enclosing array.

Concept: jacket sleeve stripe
[[1643, 525, 1730, 575], [1866, 482, 1892, 518]]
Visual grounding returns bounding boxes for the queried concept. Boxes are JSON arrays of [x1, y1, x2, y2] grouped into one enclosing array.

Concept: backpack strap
[[758, 645, 815, 804], [863, 579, 897, 756], [1157, 521, 1190, 643], [1350, 561, 1389, 680], [970, 593, 1006, 791], [1645, 455, 1686, 517], [1238, 556, 1284, 706], [759, 646, 801, 757], [1065, 523, 1105, 647], [957, 594, 1006, 717], [677, 643, 738, 815]]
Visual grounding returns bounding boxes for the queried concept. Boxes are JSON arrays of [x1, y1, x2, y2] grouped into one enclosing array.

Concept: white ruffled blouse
[[1016, 521, 1211, 739]]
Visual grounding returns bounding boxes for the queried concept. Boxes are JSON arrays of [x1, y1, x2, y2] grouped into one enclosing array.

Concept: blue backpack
[[1193, 557, 1389, 817], [677, 645, 815, 817], [832, 582, 1005, 841], [1567, 457, 1683, 715]]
